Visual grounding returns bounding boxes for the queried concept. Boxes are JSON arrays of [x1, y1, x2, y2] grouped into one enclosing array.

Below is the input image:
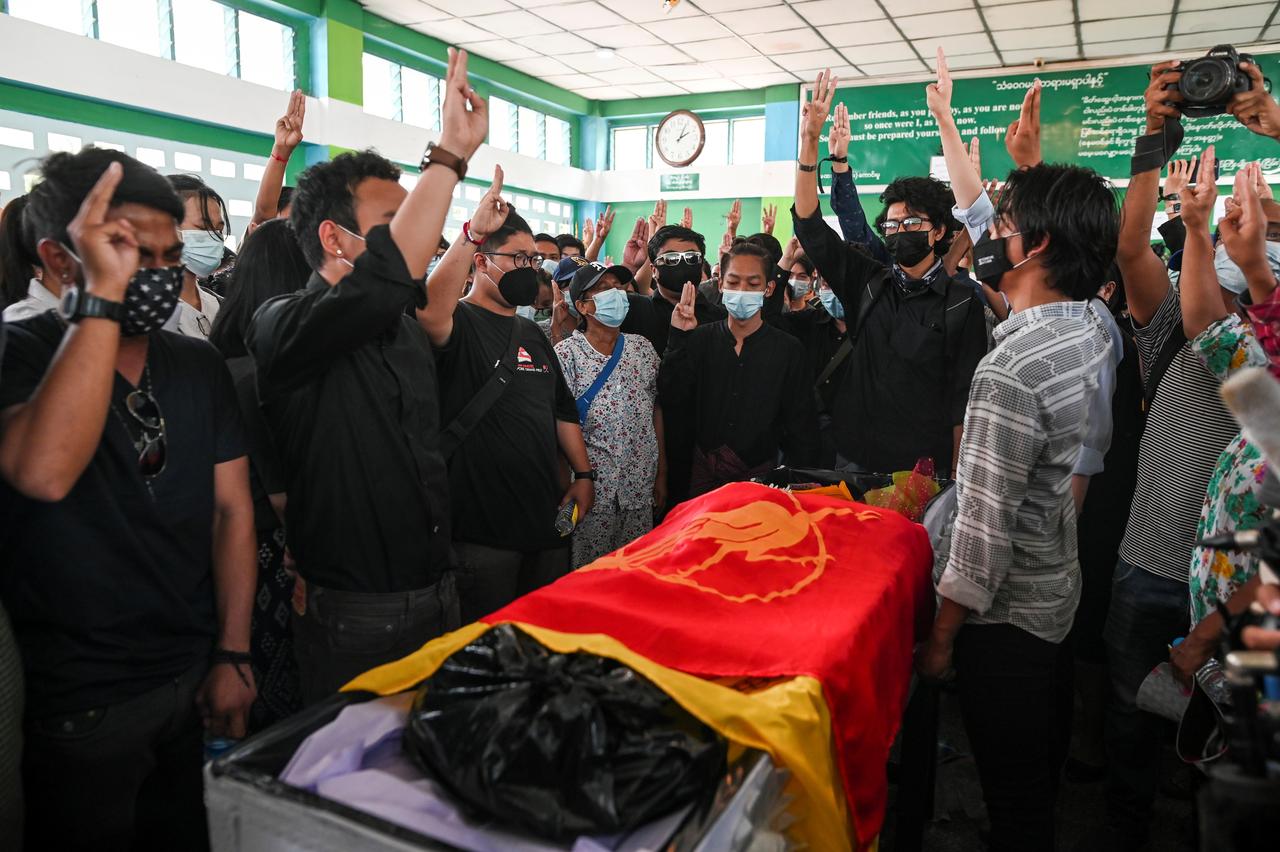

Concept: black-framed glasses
[[878, 217, 933, 235], [125, 388, 167, 478], [483, 251, 545, 269], [654, 250, 703, 266], [196, 314, 212, 337]]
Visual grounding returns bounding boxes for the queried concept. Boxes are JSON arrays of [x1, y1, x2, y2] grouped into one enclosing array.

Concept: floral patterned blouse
[[1188, 312, 1273, 626], [554, 331, 661, 511]]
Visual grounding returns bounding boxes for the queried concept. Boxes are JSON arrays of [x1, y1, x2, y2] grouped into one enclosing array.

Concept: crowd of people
[[0, 38, 1279, 852]]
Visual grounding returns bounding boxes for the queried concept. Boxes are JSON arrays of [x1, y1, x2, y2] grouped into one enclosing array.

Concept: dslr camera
[[1171, 44, 1267, 118]]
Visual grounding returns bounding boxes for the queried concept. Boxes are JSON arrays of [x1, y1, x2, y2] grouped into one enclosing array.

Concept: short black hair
[[647, 224, 706, 261], [438, 235, 450, 252], [533, 232, 557, 245], [168, 173, 230, 237], [874, 176, 959, 255], [0, 195, 39, 307], [745, 232, 782, 266], [996, 163, 1119, 301], [290, 149, 401, 270], [723, 241, 773, 279], [24, 147, 183, 250], [209, 218, 311, 358], [789, 255, 816, 277], [277, 185, 294, 214], [480, 209, 533, 255], [556, 233, 586, 254]]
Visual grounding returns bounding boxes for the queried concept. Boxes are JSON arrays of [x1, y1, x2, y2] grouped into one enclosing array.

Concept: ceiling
[[359, 0, 1280, 100]]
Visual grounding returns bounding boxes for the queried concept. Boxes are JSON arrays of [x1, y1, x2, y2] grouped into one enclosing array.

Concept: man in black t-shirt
[[0, 149, 256, 850], [419, 170, 595, 622], [249, 52, 492, 705]]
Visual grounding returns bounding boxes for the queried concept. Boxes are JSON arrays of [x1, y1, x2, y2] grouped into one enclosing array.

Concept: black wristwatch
[[572, 469, 597, 482], [61, 288, 124, 324]]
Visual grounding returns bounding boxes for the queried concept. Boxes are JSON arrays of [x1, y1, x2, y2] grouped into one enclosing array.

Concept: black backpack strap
[[1141, 323, 1187, 411], [438, 318, 521, 460]]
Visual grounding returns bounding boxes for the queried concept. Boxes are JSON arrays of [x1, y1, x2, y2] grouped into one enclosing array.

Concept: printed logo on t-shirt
[[515, 346, 550, 374]]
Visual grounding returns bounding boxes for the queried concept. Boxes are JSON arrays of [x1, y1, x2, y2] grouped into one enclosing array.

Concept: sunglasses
[[654, 250, 704, 266], [125, 388, 167, 477]]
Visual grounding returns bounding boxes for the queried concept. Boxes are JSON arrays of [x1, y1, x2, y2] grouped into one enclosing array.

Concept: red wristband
[[271, 152, 288, 164], [462, 220, 484, 247]]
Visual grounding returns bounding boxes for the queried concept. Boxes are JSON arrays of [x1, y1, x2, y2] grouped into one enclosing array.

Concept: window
[[517, 107, 545, 160], [362, 53, 442, 130], [546, 116, 572, 167], [608, 114, 765, 169], [610, 125, 649, 170], [7, 0, 296, 90], [488, 97, 516, 152]]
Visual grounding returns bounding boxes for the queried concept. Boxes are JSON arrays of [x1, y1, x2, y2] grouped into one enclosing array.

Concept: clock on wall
[[655, 109, 706, 168]]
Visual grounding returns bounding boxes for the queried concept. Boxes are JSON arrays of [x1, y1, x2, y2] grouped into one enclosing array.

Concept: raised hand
[[726, 198, 742, 235], [468, 165, 509, 242], [438, 47, 488, 160], [583, 216, 595, 247], [647, 199, 667, 241], [802, 69, 838, 143], [622, 217, 648, 272], [761, 203, 777, 235], [968, 136, 981, 179], [1179, 145, 1217, 231], [67, 161, 139, 300], [1005, 80, 1042, 168], [680, 207, 693, 229], [1145, 60, 1184, 134], [926, 48, 953, 119], [596, 205, 615, 239], [1252, 159, 1273, 200], [982, 178, 1002, 207], [670, 281, 698, 331], [1164, 157, 1196, 200], [1219, 162, 1270, 277], [1229, 62, 1280, 140], [780, 235, 801, 269], [829, 102, 852, 160], [274, 89, 306, 152]]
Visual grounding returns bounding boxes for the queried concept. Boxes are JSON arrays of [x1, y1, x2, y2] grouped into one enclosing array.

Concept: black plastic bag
[[402, 623, 727, 840]]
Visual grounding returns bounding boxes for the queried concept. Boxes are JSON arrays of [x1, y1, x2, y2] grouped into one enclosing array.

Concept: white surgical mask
[[180, 229, 225, 278]]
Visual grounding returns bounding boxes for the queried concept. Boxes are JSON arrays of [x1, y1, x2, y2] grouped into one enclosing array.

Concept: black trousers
[[954, 623, 1074, 852], [292, 573, 460, 706], [23, 661, 208, 852], [453, 542, 570, 624]]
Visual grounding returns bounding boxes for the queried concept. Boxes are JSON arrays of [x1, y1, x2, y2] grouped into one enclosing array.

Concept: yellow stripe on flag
[[343, 620, 855, 851]]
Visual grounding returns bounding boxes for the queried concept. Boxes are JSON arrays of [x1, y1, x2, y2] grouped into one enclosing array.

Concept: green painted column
[[308, 0, 364, 162]]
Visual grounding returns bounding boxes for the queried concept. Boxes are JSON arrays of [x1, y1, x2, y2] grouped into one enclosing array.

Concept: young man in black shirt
[[0, 148, 256, 850], [793, 71, 988, 478], [659, 241, 819, 495], [248, 48, 490, 704], [419, 168, 595, 623]]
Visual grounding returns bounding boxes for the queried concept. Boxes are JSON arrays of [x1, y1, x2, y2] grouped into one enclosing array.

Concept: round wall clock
[[655, 109, 706, 168]]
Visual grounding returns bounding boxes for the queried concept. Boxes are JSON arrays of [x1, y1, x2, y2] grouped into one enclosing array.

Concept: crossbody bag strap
[[576, 335, 625, 427], [439, 318, 522, 460]]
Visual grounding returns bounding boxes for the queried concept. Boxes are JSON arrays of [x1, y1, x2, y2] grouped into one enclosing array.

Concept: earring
[[336, 249, 343, 257]]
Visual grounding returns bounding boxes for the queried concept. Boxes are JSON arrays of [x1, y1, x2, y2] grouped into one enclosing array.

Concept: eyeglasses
[[878, 217, 933, 235], [125, 388, 167, 478], [196, 314, 212, 337], [654, 250, 703, 267], [483, 251, 546, 269]]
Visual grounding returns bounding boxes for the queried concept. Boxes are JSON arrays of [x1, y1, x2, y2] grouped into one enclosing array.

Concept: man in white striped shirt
[[916, 161, 1118, 852]]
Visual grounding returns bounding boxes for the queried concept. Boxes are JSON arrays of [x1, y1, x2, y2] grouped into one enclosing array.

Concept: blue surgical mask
[[515, 305, 537, 321], [181, 229, 225, 277], [789, 278, 812, 298], [541, 259, 560, 277], [561, 284, 579, 318], [721, 289, 765, 321], [818, 288, 845, 319], [588, 287, 630, 328], [1214, 241, 1280, 295]]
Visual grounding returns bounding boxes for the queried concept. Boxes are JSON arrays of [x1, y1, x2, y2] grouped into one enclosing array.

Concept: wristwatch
[[798, 161, 818, 172], [420, 142, 467, 181], [61, 288, 124, 324], [571, 469, 598, 482]]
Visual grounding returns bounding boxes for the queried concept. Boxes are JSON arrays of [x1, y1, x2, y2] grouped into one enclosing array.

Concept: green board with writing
[[816, 52, 1280, 185], [660, 173, 700, 191]]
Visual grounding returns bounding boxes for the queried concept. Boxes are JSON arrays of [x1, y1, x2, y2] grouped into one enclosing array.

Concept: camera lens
[[1181, 58, 1229, 103]]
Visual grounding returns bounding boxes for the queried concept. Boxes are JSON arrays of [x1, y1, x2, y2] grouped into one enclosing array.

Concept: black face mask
[[883, 231, 934, 268], [656, 262, 701, 294], [972, 231, 1022, 289], [122, 265, 185, 336], [495, 266, 539, 307]]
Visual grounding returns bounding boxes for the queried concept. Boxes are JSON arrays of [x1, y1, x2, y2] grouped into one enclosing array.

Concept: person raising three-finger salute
[[1, 148, 259, 849], [795, 63, 988, 475], [248, 46, 490, 706]]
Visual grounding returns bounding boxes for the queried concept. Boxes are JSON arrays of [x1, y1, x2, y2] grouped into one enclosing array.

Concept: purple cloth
[[279, 695, 690, 851]]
